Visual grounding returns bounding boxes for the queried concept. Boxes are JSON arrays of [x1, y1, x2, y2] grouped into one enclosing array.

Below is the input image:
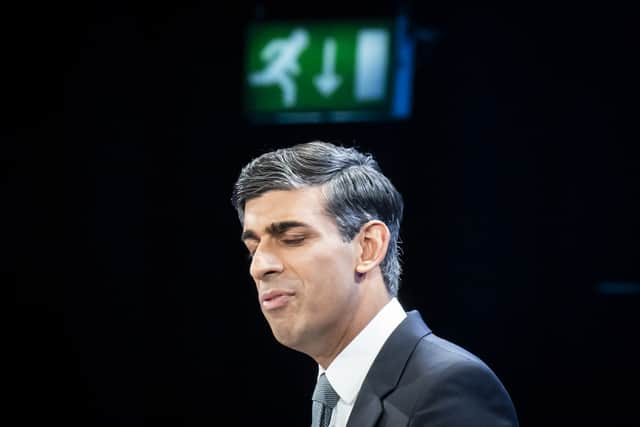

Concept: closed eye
[[282, 237, 305, 245]]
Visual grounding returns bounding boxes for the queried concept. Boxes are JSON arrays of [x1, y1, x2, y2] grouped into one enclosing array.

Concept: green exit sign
[[244, 17, 414, 124]]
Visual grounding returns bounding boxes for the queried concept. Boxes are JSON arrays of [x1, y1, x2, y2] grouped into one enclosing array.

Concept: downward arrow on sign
[[313, 38, 342, 97]]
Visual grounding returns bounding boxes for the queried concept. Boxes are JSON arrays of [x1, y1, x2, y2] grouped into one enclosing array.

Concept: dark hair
[[231, 141, 404, 296]]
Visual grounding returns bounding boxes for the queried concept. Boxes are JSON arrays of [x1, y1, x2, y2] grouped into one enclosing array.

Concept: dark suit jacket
[[346, 311, 518, 427]]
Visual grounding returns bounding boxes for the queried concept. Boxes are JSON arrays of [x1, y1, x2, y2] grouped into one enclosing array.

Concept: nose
[[249, 244, 284, 281]]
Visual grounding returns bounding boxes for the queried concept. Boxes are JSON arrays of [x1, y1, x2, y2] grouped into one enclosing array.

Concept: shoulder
[[401, 334, 519, 426], [412, 333, 490, 373], [403, 333, 509, 394], [365, 312, 518, 426]]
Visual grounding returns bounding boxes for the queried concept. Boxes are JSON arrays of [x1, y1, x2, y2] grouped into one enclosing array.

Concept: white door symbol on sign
[[355, 29, 389, 102]]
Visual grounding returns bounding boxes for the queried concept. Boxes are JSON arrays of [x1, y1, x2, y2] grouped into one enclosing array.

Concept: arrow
[[313, 38, 342, 97]]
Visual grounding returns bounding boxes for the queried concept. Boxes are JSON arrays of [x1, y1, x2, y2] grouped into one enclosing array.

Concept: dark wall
[[8, 2, 639, 426]]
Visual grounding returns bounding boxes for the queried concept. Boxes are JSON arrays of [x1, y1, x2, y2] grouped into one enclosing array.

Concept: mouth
[[260, 289, 295, 311]]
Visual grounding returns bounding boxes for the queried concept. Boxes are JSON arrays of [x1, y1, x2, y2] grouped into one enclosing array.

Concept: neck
[[314, 272, 391, 369]]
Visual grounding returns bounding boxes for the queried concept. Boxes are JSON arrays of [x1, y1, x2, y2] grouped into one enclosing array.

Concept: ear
[[355, 220, 391, 275]]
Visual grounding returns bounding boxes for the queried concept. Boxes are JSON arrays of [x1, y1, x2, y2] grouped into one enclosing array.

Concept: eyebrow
[[241, 221, 310, 242]]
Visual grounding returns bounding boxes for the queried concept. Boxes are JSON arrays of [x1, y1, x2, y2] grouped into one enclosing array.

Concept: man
[[231, 141, 518, 426]]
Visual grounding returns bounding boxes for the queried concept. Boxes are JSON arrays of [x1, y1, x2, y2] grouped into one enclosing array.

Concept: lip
[[260, 289, 296, 311]]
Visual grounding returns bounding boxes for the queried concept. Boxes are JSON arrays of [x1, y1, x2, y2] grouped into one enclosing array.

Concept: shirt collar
[[318, 297, 407, 404]]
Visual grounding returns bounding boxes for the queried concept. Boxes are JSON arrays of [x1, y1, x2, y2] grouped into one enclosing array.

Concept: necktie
[[311, 373, 339, 427]]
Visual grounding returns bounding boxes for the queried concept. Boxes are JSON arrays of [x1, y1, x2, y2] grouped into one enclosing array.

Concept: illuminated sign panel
[[244, 18, 414, 123]]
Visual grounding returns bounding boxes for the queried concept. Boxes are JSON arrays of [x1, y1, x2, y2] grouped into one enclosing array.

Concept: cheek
[[298, 246, 356, 299]]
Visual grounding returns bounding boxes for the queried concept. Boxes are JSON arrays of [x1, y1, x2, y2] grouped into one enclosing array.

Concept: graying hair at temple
[[231, 141, 404, 296]]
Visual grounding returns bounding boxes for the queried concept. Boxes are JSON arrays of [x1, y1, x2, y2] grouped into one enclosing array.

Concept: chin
[[270, 325, 301, 350], [273, 332, 296, 349]]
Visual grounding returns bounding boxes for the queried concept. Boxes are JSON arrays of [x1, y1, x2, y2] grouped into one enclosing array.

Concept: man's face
[[241, 187, 361, 357]]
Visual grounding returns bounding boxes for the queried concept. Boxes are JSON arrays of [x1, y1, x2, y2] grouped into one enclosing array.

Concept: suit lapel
[[344, 381, 383, 427], [346, 311, 431, 427]]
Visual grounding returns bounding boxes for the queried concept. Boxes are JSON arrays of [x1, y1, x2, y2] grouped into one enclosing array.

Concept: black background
[[8, 1, 639, 426]]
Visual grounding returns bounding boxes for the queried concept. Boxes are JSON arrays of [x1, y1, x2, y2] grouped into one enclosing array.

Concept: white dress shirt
[[317, 297, 407, 427]]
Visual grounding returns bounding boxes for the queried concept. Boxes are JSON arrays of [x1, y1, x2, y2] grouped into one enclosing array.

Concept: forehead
[[243, 187, 329, 230]]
